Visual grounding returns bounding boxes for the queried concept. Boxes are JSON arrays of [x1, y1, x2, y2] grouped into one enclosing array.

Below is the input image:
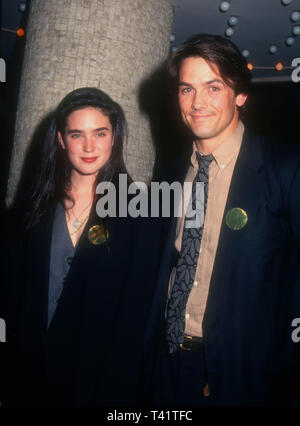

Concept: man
[[145, 34, 300, 406]]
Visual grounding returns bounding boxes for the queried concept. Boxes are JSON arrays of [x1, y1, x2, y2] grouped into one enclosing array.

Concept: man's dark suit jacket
[[3, 206, 162, 406], [145, 129, 300, 406]]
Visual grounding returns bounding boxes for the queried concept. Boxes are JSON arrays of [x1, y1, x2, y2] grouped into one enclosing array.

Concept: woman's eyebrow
[[66, 127, 109, 134]]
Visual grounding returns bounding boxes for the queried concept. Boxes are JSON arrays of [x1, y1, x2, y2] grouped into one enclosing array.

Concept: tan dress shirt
[[168, 121, 244, 337]]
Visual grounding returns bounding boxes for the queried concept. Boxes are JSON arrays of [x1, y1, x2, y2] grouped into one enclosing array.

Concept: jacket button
[[66, 256, 73, 265]]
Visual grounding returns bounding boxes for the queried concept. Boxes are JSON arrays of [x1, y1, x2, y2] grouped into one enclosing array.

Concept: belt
[[179, 334, 203, 351]]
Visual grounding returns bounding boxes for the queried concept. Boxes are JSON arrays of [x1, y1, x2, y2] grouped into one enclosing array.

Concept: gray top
[[48, 203, 75, 328]]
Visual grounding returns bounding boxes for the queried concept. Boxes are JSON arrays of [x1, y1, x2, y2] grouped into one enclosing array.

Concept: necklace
[[69, 214, 89, 236], [71, 201, 92, 229]]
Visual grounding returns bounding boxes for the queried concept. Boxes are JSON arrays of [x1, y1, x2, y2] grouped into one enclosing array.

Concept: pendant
[[72, 219, 79, 228]]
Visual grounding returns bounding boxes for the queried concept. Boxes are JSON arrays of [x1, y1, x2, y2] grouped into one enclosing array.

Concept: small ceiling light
[[275, 62, 284, 71], [291, 11, 300, 22], [282, 0, 293, 5], [219, 2, 230, 13], [16, 27, 25, 37], [18, 2, 26, 13], [292, 25, 300, 35], [170, 34, 175, 42], [247, 62, 254, 71], [286, 36, 295, 45], [269, 44, 278, 54], [228, 16, 238, 26], [242, 49, 250, 58], [225, 27, 234, 37]]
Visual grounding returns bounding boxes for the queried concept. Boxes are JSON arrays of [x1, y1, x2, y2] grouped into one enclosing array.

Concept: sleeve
[[288, 161, 300, 247]]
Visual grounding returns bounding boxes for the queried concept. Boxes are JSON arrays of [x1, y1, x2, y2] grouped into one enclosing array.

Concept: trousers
[[151, 341, 214, 406]]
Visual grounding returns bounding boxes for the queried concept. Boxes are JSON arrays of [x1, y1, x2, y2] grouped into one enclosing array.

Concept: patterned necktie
[[166, 152, 214, 354]]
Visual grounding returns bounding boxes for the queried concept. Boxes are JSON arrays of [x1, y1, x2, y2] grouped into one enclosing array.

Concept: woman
[[3, 87, 159, 406]]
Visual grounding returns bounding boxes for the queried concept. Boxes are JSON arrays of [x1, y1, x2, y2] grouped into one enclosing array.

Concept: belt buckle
[[179, 334, 194, 351], [179, 334, 203, 351]]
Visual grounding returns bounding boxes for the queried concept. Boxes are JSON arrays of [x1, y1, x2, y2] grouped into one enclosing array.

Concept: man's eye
[[210, 86, 220, 92], [97, 132, 106, 137], [71, 134, 81, 139]]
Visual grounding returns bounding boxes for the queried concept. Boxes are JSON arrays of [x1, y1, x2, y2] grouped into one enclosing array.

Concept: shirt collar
[[190, 120, 244, 170]]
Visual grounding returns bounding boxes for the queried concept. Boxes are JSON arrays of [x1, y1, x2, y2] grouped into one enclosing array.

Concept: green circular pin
[[226, 207, 248, 230], [88, 224, 109, 245]]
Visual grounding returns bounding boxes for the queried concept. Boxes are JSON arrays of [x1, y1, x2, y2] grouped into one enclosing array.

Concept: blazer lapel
[[203, 130, 264, 334], [160, 155, 190, 281], [145, 156, 190, 350]]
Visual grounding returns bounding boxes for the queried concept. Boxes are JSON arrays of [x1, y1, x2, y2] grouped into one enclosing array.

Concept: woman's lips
[[81, 157, 98, 163]]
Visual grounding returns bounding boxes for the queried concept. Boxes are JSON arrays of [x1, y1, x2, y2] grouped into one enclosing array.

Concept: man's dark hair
[[169, 33, 252, 96]]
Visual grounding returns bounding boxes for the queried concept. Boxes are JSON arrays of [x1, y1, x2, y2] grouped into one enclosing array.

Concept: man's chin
[[192, 129, 215, 140]]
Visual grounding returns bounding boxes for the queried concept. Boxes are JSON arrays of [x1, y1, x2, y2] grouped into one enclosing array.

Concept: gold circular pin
[[226, 207, 248, 230], [88, 224, 109, 245]]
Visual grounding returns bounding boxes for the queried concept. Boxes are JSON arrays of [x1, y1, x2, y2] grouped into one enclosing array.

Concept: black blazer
[[4, 203, 163, 406], [145, 129, 300, 405]]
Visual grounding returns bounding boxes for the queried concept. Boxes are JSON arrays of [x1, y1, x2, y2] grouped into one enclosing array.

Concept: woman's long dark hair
[[26, 87, 128, 230]]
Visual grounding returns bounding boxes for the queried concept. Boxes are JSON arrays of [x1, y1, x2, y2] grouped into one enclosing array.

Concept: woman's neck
[[69, 171, 96, 201]]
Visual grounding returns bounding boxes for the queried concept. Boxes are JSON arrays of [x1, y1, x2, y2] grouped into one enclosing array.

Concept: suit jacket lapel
[[146, 156, 190, 348], [203, 130, 264, 335], [162, 154, 190, 276]]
